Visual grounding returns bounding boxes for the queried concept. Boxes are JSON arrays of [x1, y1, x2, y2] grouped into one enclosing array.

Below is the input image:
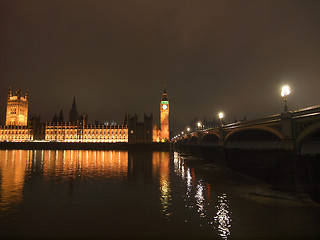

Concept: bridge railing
[[223, 114, 282, 129], [292, 105, 320, 118], [191, 105, 320, 135], [196, 114, 282, 133]]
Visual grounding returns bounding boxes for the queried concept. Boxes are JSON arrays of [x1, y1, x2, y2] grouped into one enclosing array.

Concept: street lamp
[[281, 85, 290, 112], [197, 122, 202, 130], [218, 112, 224, 125], [187, 127, 190, 132]]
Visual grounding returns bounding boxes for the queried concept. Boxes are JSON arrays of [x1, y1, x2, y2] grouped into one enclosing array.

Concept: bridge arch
[[225, 126, 282, 149], [296, 122, 320, 154], [182, 138, 188, 144], [188, 136, 199, 145], [201, 133, 220, 146]]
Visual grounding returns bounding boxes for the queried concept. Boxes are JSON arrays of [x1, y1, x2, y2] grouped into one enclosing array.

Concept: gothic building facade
[[45, 122, 128, 142], [125, 114, 154, 143], [0, 88, 33, 141], [0, 86, 170, 143], [6, 88, 28, 126]]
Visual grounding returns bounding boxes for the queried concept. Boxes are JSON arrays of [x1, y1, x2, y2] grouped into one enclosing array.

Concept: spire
[[69, 96, 79, 123], [59, 109, 64, 122], [17, 88, 21, 99], [161, 83, 168, 101], [52, 113, 58, 123], [8, 87, 12, 98], [72, 96, 76, 108]]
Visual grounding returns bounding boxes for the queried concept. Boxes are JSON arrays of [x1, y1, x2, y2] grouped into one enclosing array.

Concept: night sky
[[1, 0, 320, 133]]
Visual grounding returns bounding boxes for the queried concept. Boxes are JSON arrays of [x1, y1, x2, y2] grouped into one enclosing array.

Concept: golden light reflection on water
[[153, 152, 172, 219], [0, 150, 129, 213], [0, 150, 172, 217], [1, 149, 232, 239], [0, 150, 32, 213], [42, 150, 129, 180]]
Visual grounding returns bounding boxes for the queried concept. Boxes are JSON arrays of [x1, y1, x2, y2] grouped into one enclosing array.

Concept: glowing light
[[218, 112, 224, 120], [281, 85, 291, 112], [195, 180, 206, 218], [281, 85, 290, 98], [197, 122, 201, 127], [214, 194, 232, 240], [187, 127, 190, 132], [186, 168, 192, 198], [182, 131, 184, 135]]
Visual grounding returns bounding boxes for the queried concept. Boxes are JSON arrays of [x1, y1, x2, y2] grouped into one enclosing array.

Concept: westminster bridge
[[174, 105, 320, 154]]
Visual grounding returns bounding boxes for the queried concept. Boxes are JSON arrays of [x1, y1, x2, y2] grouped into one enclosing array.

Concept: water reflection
[[42, 150, 128, 180], [0, 150, 32, 213], [174, 153, 209, 218], [215, 194, 232, 240], [173, 152, 232, 239], [186, 168, 192, 199], [0, 150, 231, 239], [195, 180, 206, 218]]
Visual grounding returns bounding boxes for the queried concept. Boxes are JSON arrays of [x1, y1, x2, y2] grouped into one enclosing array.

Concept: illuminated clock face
[[162, 104, 168, 110]]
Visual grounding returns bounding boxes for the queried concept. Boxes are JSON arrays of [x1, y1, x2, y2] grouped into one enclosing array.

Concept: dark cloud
[[1, 0, 320, 132]]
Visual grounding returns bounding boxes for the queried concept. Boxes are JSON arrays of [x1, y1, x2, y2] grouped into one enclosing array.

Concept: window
[[10, 108, 16, 114]]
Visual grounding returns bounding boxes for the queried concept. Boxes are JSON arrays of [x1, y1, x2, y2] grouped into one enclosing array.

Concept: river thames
[[0, 149, 319, 239]]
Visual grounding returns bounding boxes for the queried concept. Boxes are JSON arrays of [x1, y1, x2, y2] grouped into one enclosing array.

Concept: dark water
[[0, 150, 319, 240]]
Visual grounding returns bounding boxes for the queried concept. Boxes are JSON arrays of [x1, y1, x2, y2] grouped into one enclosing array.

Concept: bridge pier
[[281, 112, 295, 151], [218, 128, 225, 147], [273, 150, 302, 192]]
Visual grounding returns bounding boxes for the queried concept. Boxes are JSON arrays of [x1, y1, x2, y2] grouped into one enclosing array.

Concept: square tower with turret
[[160, 86, 169, 141], [6, 88, 29, 126]]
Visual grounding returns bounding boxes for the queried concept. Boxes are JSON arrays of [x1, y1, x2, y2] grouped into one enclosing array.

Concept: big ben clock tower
[[160, 86, 169, 141]]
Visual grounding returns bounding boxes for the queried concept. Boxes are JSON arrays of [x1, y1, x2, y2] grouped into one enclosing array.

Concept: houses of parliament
[[0, 87, 170, 143]]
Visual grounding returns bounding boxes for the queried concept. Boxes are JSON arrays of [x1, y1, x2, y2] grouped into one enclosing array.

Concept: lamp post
[[281, 85, 290, 112], [218, 112, 224, 126], [197, 122, 202, 130]]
